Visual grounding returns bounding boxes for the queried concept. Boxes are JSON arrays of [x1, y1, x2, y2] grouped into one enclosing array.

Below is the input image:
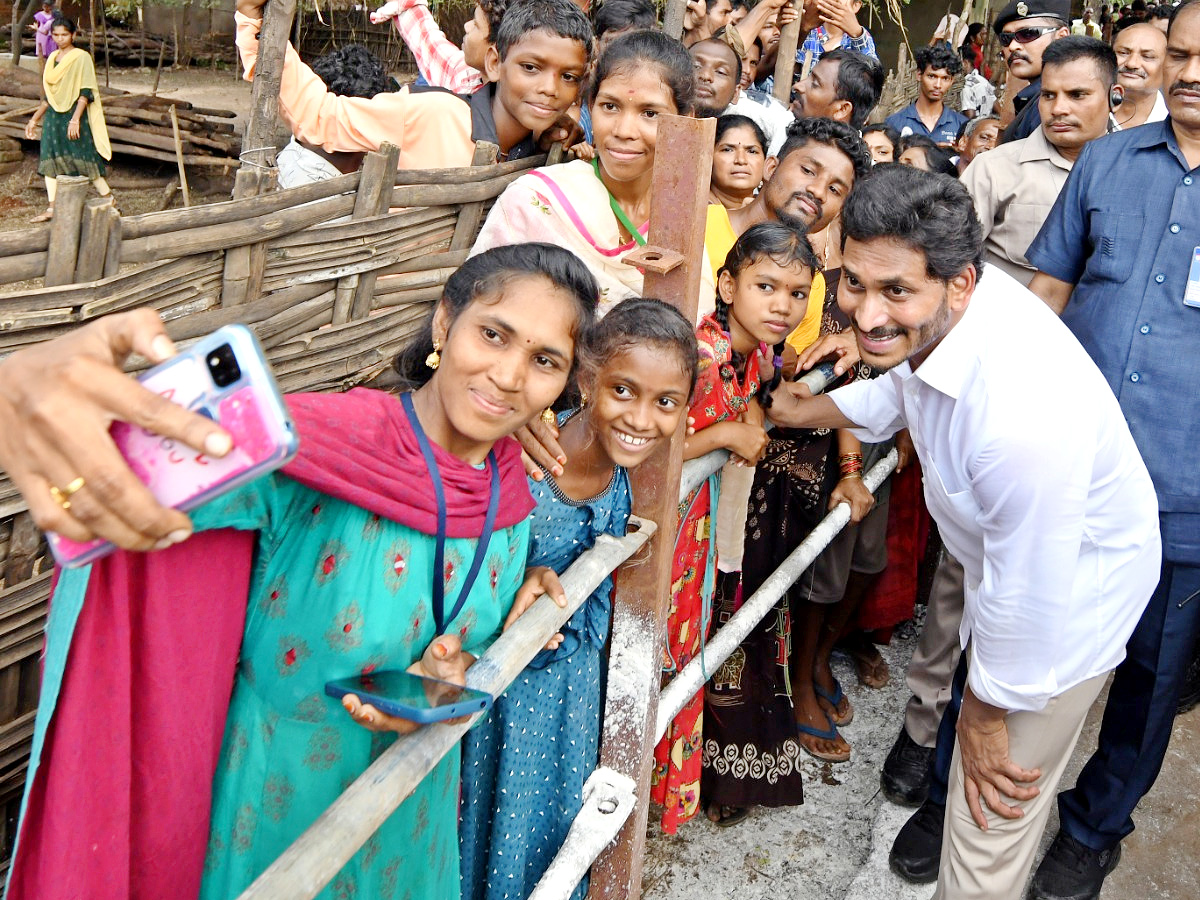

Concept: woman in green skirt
[[23, 16, 113, 222]]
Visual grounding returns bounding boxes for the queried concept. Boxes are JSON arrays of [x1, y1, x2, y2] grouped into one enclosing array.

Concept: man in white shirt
[[767, 164, 1161, 900], [1111, 22, 1169, 127]]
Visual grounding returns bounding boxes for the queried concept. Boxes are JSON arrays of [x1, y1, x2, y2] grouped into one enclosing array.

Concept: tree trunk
[[11, 0, 41, 66]]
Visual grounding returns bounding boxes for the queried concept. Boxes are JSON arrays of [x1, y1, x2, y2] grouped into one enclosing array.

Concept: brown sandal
[[30, 206, 54, 223]]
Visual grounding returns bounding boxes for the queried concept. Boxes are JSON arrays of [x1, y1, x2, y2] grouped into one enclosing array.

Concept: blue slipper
[[796, 713, 851, 763], [815, 678, 854, 727]]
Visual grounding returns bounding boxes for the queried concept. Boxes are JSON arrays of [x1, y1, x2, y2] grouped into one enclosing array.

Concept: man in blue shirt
[[1024, 2, 1200, 898], [885, 44, 968, 146], [796, 0, 877, 66]]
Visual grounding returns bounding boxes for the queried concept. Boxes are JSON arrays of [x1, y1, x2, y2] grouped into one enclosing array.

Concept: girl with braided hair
[[652, 222, 816, 832]]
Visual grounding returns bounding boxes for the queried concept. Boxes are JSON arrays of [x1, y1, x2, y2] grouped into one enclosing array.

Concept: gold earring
[[425, 340, 441, 370], [540, 407, 556, 424], [579, 391, 589, 408]]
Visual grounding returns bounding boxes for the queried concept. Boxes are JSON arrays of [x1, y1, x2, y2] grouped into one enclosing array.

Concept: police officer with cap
[[994, 0, 1071, 142]]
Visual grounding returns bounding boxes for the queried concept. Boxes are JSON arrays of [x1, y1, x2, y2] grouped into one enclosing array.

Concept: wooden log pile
[[0, 65, 240, 167], [2, 26, 175, 66]]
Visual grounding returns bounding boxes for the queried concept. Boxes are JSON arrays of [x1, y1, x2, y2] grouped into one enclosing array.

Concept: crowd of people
[[1, 0, 1198, 898]]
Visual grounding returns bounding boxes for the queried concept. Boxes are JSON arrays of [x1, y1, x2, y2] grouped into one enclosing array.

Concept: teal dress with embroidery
[[188, 472, 530, 900]]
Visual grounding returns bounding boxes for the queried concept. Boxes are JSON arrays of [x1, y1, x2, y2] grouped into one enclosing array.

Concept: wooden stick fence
[[0, 144, 554, 870]]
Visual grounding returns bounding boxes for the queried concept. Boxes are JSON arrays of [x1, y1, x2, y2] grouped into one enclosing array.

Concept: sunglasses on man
[[998, 25, 1060, 45]]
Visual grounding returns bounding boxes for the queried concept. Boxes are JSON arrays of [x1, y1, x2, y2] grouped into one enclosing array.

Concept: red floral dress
[[651, 314, 765, 833]]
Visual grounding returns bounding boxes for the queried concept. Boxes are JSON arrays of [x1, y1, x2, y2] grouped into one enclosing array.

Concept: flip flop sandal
[[815, 678, 854, 727], [796, 714, 851, 764], [30, 207, 54, 223], [706, 803, 749, 828]]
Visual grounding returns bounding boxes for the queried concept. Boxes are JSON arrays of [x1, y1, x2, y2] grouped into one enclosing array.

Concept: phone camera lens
[[207, 343, 242, 388]]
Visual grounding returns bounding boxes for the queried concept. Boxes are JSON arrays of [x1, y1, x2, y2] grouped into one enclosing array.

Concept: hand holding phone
[[0, 310, 233, 551], [47, 324, 298, 567], [328, 635, 492, 729]]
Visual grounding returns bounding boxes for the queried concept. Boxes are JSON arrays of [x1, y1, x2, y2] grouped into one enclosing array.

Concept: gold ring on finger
[[49, 476, 86, 511]]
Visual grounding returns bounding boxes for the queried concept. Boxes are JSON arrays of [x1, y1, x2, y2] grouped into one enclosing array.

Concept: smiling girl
[[652, 222, 817, 832], [6, 244, 598, 900], [471, 29, 716, 317], [459, 298, 699, 900]]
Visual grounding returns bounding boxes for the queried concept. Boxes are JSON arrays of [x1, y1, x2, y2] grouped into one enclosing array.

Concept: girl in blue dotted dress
[[459, 298, 701, 900]]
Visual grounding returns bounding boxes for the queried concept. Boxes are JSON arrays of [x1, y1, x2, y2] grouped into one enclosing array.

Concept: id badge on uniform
[[1186, 246, 1200, 309]]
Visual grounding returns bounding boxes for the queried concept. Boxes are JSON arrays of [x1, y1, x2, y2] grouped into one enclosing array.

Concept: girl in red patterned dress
[[651, 222, 820, 832]]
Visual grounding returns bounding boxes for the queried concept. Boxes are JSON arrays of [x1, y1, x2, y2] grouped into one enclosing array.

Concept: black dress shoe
[[889, 798, 944, 884], [881, 726, 935, 806], [1027, 830, 1121, 900]]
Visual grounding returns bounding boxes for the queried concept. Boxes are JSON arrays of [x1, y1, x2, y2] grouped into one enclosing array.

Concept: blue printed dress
[[188, 473, 530, 900], [459, 460, 632, 900]]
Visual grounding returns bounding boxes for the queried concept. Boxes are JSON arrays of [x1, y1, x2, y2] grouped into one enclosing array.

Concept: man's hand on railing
[[516, 418, 566, 481], [0, 309, 231, 550], [828, 471, 875, 523], [504, 566, 568, 650], [341, 634, 475, 733]]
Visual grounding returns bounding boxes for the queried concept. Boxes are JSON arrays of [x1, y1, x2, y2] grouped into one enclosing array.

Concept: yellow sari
[[43, 46, 111, 161]]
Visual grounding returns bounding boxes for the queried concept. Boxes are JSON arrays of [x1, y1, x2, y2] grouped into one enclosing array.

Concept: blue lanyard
[[401, 392, 501, 635]]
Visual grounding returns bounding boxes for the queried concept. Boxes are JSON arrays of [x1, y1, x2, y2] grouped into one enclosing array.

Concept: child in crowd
[[710, 114, 768, 209], [653, 222, 816, 832], [897, 134, 958, 177], [472, 29, 715, 316], [371, 0, 504, 95], [861, 122, 899, 163], [6, 245, 599, 900], [593, 0, 658, 46], [234, 0, 590, 168], [460, 298, 700, 900], [275, 44, 397, 188]]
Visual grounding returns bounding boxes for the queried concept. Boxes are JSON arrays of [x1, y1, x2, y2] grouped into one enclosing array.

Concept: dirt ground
[[1, 59, 253, 229]]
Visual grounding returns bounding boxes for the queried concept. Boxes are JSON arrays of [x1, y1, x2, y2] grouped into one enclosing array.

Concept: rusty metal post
[[589, 113, 716, 900]]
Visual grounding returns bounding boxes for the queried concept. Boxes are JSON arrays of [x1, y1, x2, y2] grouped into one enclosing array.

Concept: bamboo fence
[[0, 140, 550, 869]]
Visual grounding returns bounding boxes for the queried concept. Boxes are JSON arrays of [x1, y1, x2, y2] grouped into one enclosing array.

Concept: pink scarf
[[8, 388, 534, 900]]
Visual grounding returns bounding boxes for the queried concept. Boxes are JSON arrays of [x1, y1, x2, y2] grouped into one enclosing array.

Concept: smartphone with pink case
[[48, 325, 299, 568]]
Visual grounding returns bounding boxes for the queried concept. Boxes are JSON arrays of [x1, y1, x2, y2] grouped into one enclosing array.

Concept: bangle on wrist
[[840, 472, 862, 481]]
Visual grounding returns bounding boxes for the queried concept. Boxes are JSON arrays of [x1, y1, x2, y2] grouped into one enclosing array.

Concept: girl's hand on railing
[[516, 418, 566, 481], [505, 566, 567, 650], [828, 472, 875, 523], [726, 421, 769, 467]]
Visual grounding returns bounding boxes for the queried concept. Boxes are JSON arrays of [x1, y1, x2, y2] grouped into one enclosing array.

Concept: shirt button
[[1130, 372, 1141, 382], [1140, 324, 1151, 334], [1171, 224, 1181, 234], [1187, 176, 1195, 185], [1155, 274, 1166, 283]]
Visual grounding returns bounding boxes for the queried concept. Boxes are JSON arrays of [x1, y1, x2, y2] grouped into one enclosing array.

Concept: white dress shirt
[[829, 267, 1161, 711]]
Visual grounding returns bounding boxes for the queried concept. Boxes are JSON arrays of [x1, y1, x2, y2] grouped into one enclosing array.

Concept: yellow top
[[704, 203, 826, 353], [44, 47, 110, 160]]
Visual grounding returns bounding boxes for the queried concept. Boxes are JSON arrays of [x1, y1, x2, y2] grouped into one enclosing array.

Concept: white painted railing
[[238, 361, 897, 900], [235, 518, 656, 900]]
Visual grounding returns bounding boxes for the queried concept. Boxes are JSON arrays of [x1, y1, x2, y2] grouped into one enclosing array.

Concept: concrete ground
[[642, 617, 1200, 900]]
